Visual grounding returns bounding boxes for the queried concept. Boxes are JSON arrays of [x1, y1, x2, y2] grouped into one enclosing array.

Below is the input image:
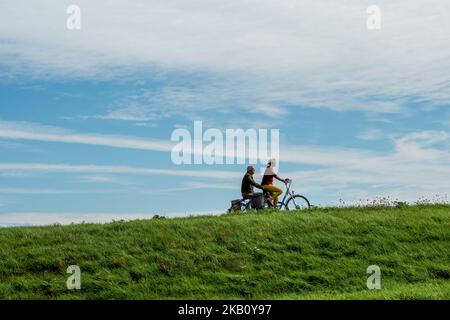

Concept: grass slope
[[0, 205, 449, 300]]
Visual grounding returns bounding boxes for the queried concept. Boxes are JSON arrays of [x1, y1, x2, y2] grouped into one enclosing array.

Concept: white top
[[263, 165, 277, 176]]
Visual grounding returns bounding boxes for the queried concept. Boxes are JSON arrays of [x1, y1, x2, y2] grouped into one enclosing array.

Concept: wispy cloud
[[0, 120, 174, 152], [0, 187, 121, 195], [182, 181, 235, 190], [1, 0, 449, 114], [0, 119, 279, 161], [246, 104, 289, 118], [0, 163, 240, 180], [73, 175, 131, 185], [143, 181, 236, 194], [80, 105, 161, 122]]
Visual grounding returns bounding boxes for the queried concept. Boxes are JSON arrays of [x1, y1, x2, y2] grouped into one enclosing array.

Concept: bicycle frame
[[278, 180, 295, 208]]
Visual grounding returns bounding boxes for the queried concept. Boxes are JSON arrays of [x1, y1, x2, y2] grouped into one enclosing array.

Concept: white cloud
[[81, 105, 161, 122], [182, 181, 235, 190], [247, 104, 289, 118], [1, 0, 449, 114], [396, 131, 449, 148], [134, 122, 157, 128], [0, 120, 174, 152], [0, 187, 120, 195], [138, 181, 236, 194], [393, 131, 449, 161], [0, 163, 240, 180], [0, 119, 281, 161], [73, 175, 131, 185]]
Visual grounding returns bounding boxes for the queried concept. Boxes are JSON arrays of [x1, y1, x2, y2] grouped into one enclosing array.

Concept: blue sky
[[0, 0, 449, 225]]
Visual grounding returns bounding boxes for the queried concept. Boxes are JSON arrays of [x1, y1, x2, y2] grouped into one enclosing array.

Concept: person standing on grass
[[261, 159, 287, 208]]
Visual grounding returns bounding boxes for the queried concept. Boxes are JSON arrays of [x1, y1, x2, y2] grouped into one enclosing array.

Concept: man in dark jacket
[[241, 166, 263, 199]]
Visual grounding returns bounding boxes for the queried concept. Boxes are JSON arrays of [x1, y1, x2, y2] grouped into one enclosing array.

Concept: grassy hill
[[0, 204, 449, 300]]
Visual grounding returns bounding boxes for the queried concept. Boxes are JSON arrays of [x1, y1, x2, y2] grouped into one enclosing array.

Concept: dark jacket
[[241, 172, 262, 194]]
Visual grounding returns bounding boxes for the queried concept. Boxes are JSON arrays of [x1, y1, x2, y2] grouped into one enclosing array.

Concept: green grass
[[0, 204, 449, 300]]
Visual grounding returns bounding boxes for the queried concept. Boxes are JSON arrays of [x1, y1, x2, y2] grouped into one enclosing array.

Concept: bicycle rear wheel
[[285, 195, 310, 211]]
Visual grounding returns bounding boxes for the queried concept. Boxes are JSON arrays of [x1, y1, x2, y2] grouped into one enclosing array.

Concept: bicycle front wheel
[[285, 195, 310, 211]]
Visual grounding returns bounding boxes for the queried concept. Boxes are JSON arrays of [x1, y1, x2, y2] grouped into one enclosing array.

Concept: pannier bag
[[251, 194, 264, 209], [230, 199, 242, 211]]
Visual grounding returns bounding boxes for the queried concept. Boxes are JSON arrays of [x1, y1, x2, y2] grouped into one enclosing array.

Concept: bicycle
[[240, 179, 310, 211]]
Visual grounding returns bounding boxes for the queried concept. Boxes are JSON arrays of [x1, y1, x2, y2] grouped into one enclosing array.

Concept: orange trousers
[[262, 184, 283, 206]]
